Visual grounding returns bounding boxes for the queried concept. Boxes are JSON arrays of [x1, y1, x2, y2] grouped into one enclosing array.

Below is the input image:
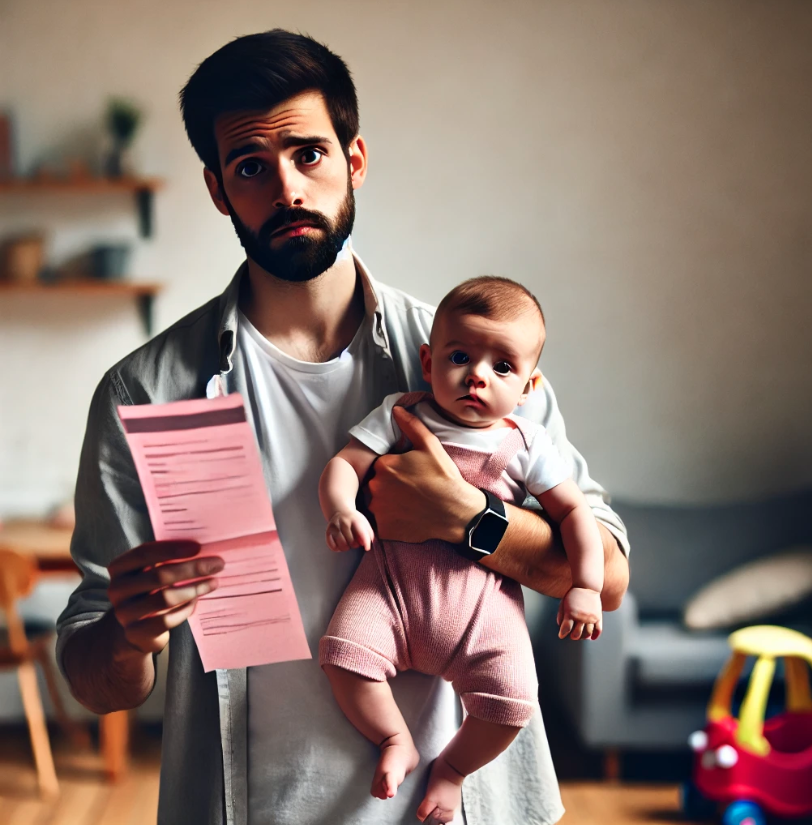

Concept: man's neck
[[239, 253, 365, 363]]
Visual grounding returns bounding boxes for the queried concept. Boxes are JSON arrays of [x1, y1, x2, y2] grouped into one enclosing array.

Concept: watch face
[[471, 511, 509, 554]]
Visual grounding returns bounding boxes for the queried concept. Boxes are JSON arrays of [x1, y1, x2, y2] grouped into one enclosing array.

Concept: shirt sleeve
[[522, 426, 574, 497], [516, 379, 630, 557], [55, 370, 156, 678], [348, 392, 406, 455]]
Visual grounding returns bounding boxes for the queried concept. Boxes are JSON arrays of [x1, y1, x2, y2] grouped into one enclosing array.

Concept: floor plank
[[0, 726, 695, 824]]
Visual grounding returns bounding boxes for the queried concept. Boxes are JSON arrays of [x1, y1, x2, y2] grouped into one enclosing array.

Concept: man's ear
[[204, 168, 231, 216], [419, 343, 432, 384], [516, 368, 543, 406], [348, 135, 368, 191]]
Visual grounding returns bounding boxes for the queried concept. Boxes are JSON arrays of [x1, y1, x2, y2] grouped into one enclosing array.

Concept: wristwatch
[[457, 489, 509, 562]]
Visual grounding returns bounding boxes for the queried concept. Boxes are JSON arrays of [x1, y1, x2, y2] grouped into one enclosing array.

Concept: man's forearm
[[479, 506, 628, 609], [61, 610, 156, 715]]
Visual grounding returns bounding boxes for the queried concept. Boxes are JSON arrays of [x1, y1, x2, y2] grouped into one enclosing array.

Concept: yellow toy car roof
[[729, 625, 812, 664]]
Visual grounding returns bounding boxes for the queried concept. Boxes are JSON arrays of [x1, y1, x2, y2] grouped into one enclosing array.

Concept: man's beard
[[225, 177, 355, 283]]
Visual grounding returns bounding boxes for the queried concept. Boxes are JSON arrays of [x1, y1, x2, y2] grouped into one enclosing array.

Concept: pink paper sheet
[[118, 394, 311, 671]]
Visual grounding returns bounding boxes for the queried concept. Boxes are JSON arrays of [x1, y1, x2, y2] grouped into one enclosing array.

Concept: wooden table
[[0, 519, 130, 780]]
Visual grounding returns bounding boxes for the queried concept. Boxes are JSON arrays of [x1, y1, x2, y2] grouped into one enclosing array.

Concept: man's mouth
[[271, 221, 319, 238]]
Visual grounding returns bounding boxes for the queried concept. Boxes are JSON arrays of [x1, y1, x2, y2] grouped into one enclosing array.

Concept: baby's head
[[420, 276, 545, 428]]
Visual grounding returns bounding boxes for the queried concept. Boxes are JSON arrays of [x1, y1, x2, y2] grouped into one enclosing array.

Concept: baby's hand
[[326, 510, 375, 552], [557, 587, 602, 640]]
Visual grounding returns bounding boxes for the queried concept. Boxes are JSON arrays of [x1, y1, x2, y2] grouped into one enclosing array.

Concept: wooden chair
[[0, 547, 89, 797]]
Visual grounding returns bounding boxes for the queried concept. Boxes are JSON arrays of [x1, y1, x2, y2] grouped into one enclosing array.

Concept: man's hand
[[326, 510, 375, 552], [366, 405, 484, 544], [108, 540, 224, 656]]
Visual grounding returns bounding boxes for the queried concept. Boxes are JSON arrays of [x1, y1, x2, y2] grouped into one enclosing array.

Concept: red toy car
[[681, 626, 812, 825]]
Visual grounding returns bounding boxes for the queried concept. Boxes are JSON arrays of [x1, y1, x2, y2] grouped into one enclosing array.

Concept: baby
[[318, 276, 604, 823]]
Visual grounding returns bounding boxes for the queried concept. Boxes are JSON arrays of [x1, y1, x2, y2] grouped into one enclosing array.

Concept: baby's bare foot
[[416, 756, 464, 823], [371, 733, 420, 800]]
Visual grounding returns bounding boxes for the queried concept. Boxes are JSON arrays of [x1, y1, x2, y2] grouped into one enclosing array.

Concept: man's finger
[[108, 540, 201, 577], [391, 405, 442, 452], [124, 601, 199, 652], [116, 579, 218, 626], [110, 556, 224, 604]]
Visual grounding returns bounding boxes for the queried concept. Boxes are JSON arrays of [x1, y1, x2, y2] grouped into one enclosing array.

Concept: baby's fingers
[[327, 525, 349, 552], [351, 516, 374, 551], [570, 621, 586, 641], [558, 616, 574, 639], [591, 619, 603, 640]]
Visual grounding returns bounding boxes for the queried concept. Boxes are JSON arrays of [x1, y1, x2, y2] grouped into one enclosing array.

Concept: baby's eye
[[299, 148, 323, 166], [237, 160, 264, 179], [450, 351, 470, 365], [493, 361, 512, 375]]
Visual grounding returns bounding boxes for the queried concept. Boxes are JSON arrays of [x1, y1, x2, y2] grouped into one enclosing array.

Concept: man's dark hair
[[179, 30, 359, 176]]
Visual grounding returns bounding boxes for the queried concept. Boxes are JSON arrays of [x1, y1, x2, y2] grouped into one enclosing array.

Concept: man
[[58, 30, 629, 825]]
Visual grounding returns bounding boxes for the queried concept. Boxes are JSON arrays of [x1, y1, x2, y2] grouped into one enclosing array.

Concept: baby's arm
[[319, 438, 379, 552], [536, 478, 605, 640]]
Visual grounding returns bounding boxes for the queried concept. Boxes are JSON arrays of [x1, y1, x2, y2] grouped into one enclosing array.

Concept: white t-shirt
[[238, 312, 464, 825], [351, 392, 573, 505]]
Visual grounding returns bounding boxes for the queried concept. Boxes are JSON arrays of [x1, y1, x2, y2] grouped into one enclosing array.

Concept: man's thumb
[[392, 404, 434, 449]]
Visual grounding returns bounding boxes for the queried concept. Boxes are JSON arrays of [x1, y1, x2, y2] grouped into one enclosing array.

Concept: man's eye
[[237, 160, 264, 179], [494, 361, 512, 375], [300, 148, 323, 166], [450, 351, 470, 365]]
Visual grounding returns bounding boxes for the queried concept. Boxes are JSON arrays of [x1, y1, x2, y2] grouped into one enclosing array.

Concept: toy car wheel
[[680, 781, 715, 820], [721, 800, 766, 825]]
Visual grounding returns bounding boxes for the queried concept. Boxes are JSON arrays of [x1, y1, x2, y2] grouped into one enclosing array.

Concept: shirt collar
[[216, 248, 388, 374]]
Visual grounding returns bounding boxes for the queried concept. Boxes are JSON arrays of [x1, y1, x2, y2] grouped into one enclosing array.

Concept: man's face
[[208, 91, 363, 282], [420, 311, 544, 428]]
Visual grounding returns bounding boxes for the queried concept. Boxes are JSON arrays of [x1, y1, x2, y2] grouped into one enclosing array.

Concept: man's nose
[[273, 161, 304, 209]]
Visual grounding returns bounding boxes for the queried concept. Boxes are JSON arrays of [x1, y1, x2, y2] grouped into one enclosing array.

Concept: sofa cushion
[[683, 547, 812, 631], [613, 492, 812, 614], [629, 622, 733, 687]]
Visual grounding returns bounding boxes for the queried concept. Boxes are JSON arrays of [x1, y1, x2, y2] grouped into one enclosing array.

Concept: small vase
[[105, 140, 128, 178]]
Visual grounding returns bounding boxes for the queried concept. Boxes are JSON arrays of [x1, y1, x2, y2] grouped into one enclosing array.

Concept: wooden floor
[[0, 725, 687, 825], [0, 727, 160, 825]]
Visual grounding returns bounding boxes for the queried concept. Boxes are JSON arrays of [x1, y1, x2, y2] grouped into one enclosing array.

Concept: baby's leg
[[417, 717, 520, 823], [323, 664, 419, 800]]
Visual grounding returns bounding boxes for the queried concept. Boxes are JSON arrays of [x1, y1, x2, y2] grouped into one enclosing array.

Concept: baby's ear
[[419, 344, 432, 383], [517, 368, 543, 406]]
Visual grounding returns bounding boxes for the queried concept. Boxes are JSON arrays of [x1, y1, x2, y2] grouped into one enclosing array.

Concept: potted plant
[[105, 98, 142, 178]]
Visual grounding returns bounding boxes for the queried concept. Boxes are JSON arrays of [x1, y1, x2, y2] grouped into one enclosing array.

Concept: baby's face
[[420, 310, 544, 428]]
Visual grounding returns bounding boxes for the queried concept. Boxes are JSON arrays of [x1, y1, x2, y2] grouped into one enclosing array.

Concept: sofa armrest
[[540, 591, 639, 747]]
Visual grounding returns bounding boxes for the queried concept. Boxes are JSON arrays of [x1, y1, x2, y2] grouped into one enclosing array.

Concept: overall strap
[[482, 418, 533, 481]]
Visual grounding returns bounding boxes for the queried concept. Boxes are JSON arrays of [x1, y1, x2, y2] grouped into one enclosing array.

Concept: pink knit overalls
[[319, 393, 538, 728]]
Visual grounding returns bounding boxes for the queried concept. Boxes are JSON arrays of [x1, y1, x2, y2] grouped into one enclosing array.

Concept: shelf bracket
[[136, 294, 155, 337], [135, 188, 154, 238]]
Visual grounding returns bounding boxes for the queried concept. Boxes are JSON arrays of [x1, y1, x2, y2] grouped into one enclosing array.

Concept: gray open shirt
[[57, 256, 629, 825]]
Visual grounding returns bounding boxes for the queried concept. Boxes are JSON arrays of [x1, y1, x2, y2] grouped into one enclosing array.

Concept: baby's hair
[[433, 276, 546, 358]]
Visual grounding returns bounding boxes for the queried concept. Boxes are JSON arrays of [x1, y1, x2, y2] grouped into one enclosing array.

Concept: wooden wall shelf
[[0, 176, 165, 237], [0, 279, 163, 335]]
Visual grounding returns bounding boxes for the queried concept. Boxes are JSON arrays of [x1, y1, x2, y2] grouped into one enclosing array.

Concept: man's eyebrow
[[280, 134, 333, 150], [223, 135, 333, 168], [224, 143, 265, 168]]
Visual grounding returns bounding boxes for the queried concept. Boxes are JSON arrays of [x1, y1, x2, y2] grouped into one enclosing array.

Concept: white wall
[[1, 0, 811, 513]]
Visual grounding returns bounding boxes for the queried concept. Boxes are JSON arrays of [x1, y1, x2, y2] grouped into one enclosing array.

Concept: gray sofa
[[538, 491, 812, 767]]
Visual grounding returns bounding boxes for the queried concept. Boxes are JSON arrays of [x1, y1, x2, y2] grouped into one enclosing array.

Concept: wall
[[1, 0, 811, 512]]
